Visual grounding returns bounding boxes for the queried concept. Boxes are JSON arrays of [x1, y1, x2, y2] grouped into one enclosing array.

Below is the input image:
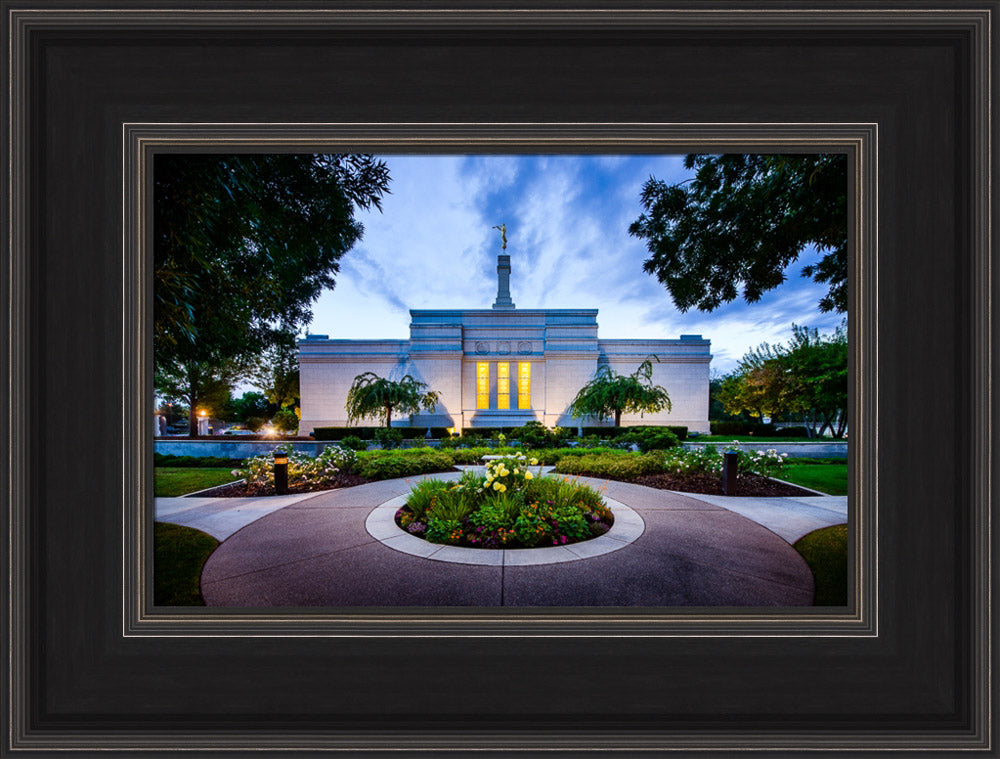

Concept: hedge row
[[353, 449, 455, 480], [709, 421, 813, 437], [312, 426, 452, 441], [581, 425, 688, 441], [710, 421, 775, 436], [553, 452, 667, 480], [463, 425, 689, 441]]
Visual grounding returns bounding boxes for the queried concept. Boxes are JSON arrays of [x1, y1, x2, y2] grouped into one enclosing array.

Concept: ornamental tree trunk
[[614, 409, 622, 427], [385, 405, 393, 428], [186, 375, 199, 438]]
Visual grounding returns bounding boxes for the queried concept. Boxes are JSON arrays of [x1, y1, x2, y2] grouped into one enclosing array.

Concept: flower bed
[[395, 454, 614, 549], [224, 444, 363, 496], [553, 442, 813, 497]]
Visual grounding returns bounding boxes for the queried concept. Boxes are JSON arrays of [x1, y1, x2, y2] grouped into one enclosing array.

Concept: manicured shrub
[[508, 421, 574, 449], [340, 435, 368, 451], [709, 421, 776, 436], [553, 451, 667, 479], [373, 427, 404, 449], [666, 426, 688, 441], [354, 449, 455, 480]]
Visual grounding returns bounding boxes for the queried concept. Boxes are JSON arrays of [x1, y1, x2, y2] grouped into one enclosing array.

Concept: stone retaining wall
[[683, 440, 848, 459], [156, 440, 332, 458]]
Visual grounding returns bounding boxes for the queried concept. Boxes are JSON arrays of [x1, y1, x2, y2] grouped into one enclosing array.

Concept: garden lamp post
[[274, 449, 289, 495], [722, 451, 739, 495]]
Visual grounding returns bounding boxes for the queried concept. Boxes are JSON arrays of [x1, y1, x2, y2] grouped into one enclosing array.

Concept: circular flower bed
[[395, 454, 614, 549]]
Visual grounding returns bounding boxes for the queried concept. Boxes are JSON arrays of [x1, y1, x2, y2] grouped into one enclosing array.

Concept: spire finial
[[491, 223, 507, 251]]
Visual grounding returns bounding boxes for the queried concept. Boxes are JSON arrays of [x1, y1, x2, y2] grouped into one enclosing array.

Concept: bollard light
[[722, 451, 739, 495], [274, 449, 289, 495]]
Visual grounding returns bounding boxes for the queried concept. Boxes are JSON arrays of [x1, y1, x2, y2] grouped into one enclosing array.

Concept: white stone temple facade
[[298, 254, 712, 434]]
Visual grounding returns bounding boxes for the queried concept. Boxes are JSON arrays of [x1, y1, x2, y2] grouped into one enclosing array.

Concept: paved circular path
[[200, 473, 815, 607]]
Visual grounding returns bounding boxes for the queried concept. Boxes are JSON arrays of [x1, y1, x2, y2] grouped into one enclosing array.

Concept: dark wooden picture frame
[[3, 3, 994, 755]]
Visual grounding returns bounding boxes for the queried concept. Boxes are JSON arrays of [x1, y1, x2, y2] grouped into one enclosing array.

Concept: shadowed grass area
[[154, 467, 239, 497], [794, 524, 849, 606], [780, 460, 848, 495], [154, 522, 220, 606]]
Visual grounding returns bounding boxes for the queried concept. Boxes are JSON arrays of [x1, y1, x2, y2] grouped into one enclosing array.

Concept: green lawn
[[793, 524, 849, 606], [154, 467, 239, 497], [780, 460, 848, 495], [154, 522, 220, 606]]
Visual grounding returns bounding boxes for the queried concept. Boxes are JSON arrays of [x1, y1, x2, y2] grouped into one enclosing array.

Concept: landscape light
[[273, 449, 289, 494]]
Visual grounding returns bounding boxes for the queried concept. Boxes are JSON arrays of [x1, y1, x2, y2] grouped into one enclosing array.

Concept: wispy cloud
[[307, 155, 844, 372]]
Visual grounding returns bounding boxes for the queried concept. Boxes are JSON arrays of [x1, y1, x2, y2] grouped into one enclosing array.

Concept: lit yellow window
[[476, 362, 489, 410], [518, 362, 531, 409], [497, 362, 510, 409]]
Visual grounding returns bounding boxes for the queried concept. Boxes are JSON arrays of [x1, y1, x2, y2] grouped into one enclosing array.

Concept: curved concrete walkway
[[198, 474, 817, 607]]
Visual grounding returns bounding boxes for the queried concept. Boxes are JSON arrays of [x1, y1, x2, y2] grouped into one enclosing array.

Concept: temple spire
[[491, 223, 515, 309]]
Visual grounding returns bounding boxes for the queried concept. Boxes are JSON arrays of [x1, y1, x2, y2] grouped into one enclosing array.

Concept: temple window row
[[476, 362, 531, 410]]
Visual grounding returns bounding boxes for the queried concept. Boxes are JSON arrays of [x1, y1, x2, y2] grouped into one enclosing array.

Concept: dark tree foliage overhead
[[629, 154, 848, 314], [154, 153, 390, 435]]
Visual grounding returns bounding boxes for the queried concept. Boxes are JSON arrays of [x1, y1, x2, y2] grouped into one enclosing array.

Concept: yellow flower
[[513, 468, 520, 474], [524, 471, 533, 480], [493, 482, 502, 490], [499, 468, 509, 477], [530, 458, 538, 465], [498, 484, 506, 492]]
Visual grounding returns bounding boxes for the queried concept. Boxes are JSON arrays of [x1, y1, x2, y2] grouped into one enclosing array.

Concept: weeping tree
[[569, 357, 672, 427], [345, 372, 441, 429]]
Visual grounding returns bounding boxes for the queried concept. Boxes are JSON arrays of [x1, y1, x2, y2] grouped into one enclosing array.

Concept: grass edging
[[793, 524, 848, 606], [154, 522, 220, 606]]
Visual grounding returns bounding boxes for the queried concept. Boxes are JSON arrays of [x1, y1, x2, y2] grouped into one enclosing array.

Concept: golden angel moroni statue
[[492, 223, 508, 250]]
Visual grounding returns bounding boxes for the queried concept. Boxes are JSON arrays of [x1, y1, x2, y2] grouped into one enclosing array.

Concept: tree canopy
[[251, 337, 300, 412], [154, 153, 390, 435], [629, 154, 848, 314], [719, 323, 848, 437], [568, 358, 672, 427], [345, 372, 441, 429]]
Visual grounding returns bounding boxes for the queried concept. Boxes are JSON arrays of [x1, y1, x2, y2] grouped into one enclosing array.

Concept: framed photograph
[[147, 147, 854, 612], [4, 3, 993, 755]]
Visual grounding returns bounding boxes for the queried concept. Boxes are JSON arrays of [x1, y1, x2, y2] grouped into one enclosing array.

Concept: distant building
[[298, 253, 711, 433]]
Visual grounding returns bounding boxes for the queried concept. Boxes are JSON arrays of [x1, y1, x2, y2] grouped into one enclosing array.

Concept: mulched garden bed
[[187, 471, 813, 499], [631, 472, 815, 497], [192, 472, 370, 498]]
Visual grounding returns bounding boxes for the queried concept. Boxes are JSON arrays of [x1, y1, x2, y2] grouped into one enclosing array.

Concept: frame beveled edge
[[121, 122, 876, 640], [4, 4, 992, 755]]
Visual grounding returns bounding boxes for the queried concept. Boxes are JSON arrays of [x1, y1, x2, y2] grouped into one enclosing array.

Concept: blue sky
[[307, 154, 844, 375]]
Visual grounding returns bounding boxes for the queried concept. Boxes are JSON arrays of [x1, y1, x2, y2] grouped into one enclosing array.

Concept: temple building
[[298, 252, 712, 434]]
